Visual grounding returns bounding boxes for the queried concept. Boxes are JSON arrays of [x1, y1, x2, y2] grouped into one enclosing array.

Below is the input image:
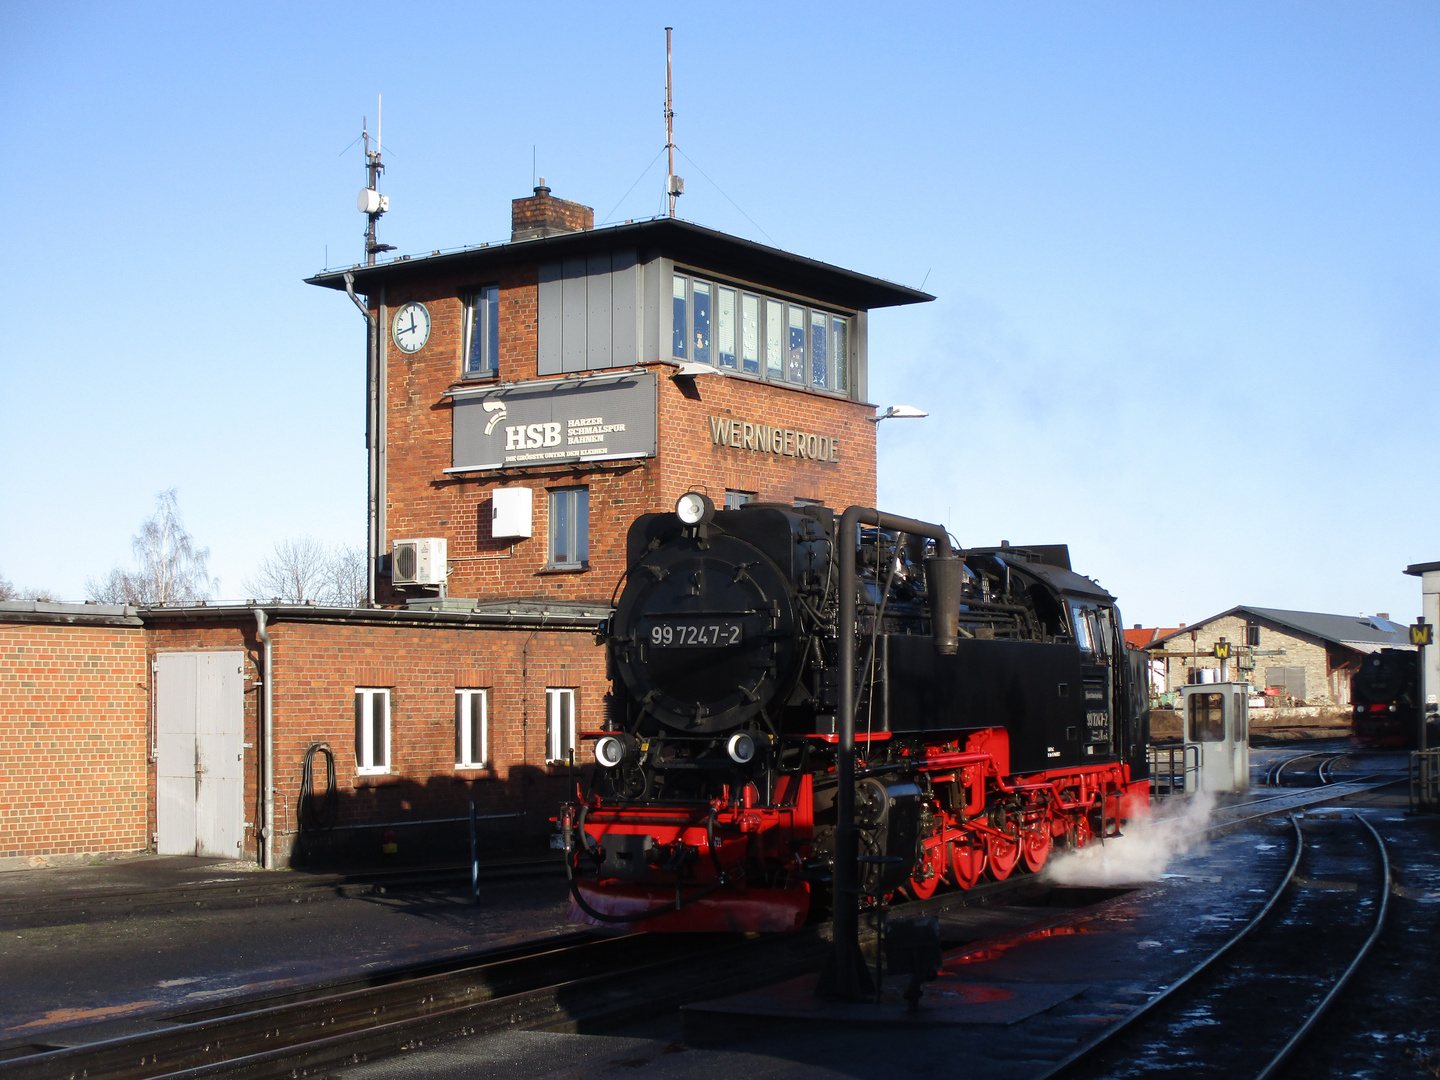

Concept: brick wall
[[145, 613, 605, 865], [0, 620, 148, 859]]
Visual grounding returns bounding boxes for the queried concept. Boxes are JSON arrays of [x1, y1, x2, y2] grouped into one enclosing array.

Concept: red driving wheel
[[908, 837, 946, 900], [951, 835, 986, 889], [986, 829, 1020, 881]]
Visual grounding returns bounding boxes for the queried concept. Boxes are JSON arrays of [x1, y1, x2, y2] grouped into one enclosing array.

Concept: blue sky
[[2, 2, 1436, 627]]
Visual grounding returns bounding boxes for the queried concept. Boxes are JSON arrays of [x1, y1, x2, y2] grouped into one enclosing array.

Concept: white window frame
[[546, 687, 576, 764], [354, 687, 391, 774], [547, 487, 589, 570], [463, 285, 500, 378], [670, 272, 853, 397], [724, 489, 757, 509], [455, 688, 488, 768]]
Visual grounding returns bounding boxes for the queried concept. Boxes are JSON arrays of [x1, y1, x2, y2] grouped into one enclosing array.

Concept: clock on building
[[391, 302, 431, 353]]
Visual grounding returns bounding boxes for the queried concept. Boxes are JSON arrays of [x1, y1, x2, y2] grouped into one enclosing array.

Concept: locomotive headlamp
[[675, 491, 716, 526], [593, 735, 626, 768], [726, 731, 757, 764]]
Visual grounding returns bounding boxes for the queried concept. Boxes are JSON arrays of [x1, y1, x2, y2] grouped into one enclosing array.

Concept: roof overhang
[[306, 217, 934, 312]]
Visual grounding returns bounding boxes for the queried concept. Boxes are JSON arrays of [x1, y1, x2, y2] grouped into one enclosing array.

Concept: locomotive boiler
[[560, 494, 1151, 932]]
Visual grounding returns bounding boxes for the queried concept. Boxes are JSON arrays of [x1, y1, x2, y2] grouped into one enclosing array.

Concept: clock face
[[391, 302, 431, 354]]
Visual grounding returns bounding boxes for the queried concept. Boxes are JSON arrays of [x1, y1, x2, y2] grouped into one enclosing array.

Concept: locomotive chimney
[[927, 554, 962, 656]]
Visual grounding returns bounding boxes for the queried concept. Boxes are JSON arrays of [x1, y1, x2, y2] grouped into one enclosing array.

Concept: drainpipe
[[255, 608, 275, 869]]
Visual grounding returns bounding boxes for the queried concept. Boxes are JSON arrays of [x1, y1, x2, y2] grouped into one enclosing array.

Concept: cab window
[[1188, 692, 1226, 742]]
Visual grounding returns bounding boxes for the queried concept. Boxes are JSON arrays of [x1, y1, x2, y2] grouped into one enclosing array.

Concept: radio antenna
[[665, 27, 683, 217], [359, 95, 395, 265]]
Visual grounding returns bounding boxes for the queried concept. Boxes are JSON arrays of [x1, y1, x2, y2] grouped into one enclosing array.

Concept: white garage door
[[156, 651, 245, 858]]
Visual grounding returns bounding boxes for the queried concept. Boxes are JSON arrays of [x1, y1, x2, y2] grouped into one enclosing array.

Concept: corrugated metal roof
[[1148, 606, 1412, 651]]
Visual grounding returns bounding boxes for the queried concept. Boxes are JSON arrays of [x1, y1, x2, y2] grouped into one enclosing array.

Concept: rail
[[1411, 748, 1440, 812], [1036, 811, 1391, 1080], [1147, 743, 1200, 798]]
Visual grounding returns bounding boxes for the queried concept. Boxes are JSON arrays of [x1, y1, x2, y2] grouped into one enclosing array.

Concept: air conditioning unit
[[391, 538, 448, 586]]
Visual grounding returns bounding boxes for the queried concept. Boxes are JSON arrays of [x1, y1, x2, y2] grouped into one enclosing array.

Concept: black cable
[[298, 742, 337, 831]]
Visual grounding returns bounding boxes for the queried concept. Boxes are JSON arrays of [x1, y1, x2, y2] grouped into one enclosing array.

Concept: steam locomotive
[[560, 495, 1151, 932], [1352, 649, 1420, 748]]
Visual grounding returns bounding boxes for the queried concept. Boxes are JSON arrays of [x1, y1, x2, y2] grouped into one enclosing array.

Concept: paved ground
[[3, 745, 1435, 1078], [0, 859, 573, 1046]]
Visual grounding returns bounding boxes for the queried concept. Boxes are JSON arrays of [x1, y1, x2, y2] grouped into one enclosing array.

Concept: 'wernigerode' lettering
[[707, 417, 840, 463]]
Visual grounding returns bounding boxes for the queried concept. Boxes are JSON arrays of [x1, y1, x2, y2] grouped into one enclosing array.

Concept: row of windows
[[672, 273, 851, 394], [354, 687, 578, 773], [460, 276, 855, 397]]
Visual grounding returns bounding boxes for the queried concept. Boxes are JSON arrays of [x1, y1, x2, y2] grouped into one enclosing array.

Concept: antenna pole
[[665, 27, 678, 218], [361, 95, 394, 266]]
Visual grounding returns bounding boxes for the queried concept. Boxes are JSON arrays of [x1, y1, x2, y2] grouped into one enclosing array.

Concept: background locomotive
[[561, 494, 1151, 932], [1351, 648, 1421, 748]]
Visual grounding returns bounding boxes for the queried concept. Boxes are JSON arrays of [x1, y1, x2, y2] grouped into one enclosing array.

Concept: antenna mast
[[665, 28, 683, 217], [359, 95, 395, 265]]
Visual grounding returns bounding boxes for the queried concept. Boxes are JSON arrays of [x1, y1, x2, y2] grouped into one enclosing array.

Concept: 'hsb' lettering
[[505, 423, 562, 450]]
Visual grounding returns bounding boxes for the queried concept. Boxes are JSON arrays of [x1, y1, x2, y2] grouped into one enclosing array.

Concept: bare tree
[[245, 539, 368, 606], [324, 544, 369, 607], [244, 537, 331, 603], [0, 573, 15, 601], [86, 489, 212, 606]]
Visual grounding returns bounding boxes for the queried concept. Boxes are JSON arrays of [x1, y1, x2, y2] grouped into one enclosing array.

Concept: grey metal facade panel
[[451, 371, 657, 472], [611, 250, 639, 368], [537, 263, 562, 376], [586, 253, 613, 370], [640, 254, 666, 366], [854, 310, 869, 403], [561, 258, 588, 373]]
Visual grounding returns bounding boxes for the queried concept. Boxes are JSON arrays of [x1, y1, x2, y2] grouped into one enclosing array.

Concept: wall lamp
[[871, 405, 929, 423]]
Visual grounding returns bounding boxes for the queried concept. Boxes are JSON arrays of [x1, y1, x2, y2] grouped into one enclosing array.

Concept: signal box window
[[1245, 622, 1261, 647], [354, 688, 390, 773], [464, 286, 500, 378], [455, 689, 488, 768], [546, 688, 576, 764], [670, 273, 853, 397], [724, 490, 756, 509], [1188, 692, 1225, 742], [548, 488, 589, 569]]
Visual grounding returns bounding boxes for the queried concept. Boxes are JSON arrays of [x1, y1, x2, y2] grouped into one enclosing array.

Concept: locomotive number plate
[[647, 620, 743, 648]]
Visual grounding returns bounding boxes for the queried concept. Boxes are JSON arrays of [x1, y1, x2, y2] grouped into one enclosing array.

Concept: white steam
[[1043, 792, 1216, 886]]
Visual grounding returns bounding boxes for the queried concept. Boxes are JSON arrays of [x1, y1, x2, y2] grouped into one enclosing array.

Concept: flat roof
[[306, 216, 934, 312]]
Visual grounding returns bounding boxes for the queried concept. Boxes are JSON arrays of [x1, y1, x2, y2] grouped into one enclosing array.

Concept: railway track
[[0, 870, 1053, 1079], [1263, 750, 1344, 788], [1037, 810, 1391, 1080]]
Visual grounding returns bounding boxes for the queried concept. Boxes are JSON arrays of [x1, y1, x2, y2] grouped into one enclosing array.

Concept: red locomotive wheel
[[1070, 813, 1093, 849], [986, 831, 1020, 881], [908, 839, 946, 900], [951, 838, 985, 889], [1021, 824, 1052, 873]]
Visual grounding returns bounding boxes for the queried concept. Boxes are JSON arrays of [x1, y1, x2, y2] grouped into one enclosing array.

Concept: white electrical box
[[492, 488, 533, 539], [391, 538, 447, 586]]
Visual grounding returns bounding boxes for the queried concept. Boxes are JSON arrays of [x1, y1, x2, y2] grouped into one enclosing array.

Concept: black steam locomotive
[[561, 495, 1151, 932], [1352, 648, 1420, 748]]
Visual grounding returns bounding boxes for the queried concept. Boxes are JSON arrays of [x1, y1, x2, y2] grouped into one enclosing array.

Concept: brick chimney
[[511, 179, 594, 241]]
